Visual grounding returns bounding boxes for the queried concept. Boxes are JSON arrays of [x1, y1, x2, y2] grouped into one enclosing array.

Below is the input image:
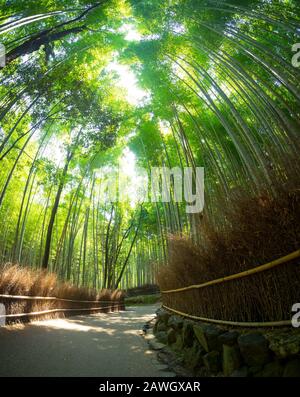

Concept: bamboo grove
[[0, 0, 299, 293]]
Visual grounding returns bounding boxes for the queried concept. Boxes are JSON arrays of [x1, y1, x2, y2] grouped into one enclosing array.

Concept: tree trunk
[[114, 206, 143, 289], [3, 2, 104, 66], [42, 149, 73, 269]]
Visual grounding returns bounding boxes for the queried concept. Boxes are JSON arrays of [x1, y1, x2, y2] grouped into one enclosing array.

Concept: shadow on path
[[0, 305, 162, 377]]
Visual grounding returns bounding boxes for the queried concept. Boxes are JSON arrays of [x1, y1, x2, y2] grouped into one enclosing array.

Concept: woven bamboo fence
[[0, 294, 125, 325], [161, 249, 300, 327]]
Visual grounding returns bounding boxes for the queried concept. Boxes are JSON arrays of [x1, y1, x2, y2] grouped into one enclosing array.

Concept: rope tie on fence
[[161, 249, 300, 294]]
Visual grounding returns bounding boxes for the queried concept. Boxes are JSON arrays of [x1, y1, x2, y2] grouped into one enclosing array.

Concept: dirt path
[[0, 305, 167, 377]]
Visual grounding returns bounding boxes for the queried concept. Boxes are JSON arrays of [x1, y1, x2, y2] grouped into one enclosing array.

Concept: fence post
[[0, 303, 6, 326]]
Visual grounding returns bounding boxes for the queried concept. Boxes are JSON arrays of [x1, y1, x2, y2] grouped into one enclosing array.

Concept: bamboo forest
[[0, 0, 300, 379]]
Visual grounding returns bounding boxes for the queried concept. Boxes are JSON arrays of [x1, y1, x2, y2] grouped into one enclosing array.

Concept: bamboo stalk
[[162, 305, 291, 328], [0, 304, 120, 319], [0, 294, 121, 304]]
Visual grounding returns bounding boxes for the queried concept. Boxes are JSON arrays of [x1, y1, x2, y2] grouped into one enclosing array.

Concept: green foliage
[[125, 293, 160, 306], [0, 0, 299, 289]]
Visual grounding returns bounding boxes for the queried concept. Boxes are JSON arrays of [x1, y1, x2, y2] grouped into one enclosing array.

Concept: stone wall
[[152, 308, 300, 377]]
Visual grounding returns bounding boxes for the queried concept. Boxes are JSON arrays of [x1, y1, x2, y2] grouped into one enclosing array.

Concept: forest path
[[0, 305, 166, 377]]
